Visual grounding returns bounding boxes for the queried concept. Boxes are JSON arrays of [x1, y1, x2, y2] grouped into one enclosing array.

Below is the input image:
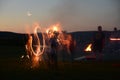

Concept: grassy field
[[0, 46, 120, 80]]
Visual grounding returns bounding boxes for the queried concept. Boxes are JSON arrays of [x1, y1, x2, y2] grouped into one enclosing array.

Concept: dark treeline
[[0, 31, 27, 46], [0, 31, 120, 60], [0, 31, 112, 46]]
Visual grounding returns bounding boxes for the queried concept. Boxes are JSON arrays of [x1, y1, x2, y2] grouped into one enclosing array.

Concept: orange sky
[[0, 0, 120, 33]]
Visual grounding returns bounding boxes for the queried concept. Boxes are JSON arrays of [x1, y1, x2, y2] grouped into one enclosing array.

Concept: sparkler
[[25, 23, 46, 68], [23, 23, 73, 68], [32, 23, 45, 56]]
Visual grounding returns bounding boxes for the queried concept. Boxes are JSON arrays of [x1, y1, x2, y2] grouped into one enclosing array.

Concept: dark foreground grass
[[0, 45, 120, 80], [0, 58, 120, 80]]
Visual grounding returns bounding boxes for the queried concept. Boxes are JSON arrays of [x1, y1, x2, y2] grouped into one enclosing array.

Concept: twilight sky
[[0, 0, 120, 33]]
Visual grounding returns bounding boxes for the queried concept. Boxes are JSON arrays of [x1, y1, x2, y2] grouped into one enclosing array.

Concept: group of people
[[46, 26, 107, 68], [92, 26, 120, 61], [25, 25, 119, 69]]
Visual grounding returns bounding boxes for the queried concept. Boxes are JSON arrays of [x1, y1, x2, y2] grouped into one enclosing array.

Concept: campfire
[[84, 43, 92, 52]]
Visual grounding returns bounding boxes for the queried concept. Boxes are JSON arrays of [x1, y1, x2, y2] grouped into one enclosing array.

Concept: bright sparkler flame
[[45, 23, 73, 54], [85, 43, 92, 52], [31, 56, 40, 68], [45, 23, 61, 39], [46, 29, 49, 34], [53, 26, 58, 32], [25, 23, 46, 68], [46, 24, 61, 33], [24, 22, 74, 68], [31, 23, 45, 56]]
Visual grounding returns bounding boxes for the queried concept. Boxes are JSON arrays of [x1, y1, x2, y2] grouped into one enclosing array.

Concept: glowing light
[[21, 55, 24, 59], [53, 26, 58, 32], [31, 23, 45, 56], [34, 56, 40, 62], [46, 29, 49, 34], [84, 43, 92, 52], [31, 56, 40, 68], [25, 23, 46, 68], [26, 55, 30, 59], [45, 23, 61, 39], [24, 22, 74, 68], [110, 38, 120, 41]]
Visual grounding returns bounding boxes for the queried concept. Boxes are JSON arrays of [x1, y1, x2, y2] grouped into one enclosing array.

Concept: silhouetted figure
[[25, 34, 33, 59], [49, 31, 59, 69], [114, 27, 117, 31], [24, 34, 34, 68], [68, 35, 76, 63], [92, 26, 105, 61], [44, 34, 52, 69], [110, 27, 120, 53], [60, 31, 68, 62], [111, 27, 119, 39]]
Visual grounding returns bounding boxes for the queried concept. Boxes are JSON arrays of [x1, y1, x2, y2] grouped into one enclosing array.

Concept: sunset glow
[[0, 0, 119, 33]]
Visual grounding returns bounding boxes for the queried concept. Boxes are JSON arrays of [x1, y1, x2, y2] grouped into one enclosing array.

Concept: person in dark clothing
[[111, 27, 119, 39], [49, 31, 59, 69], [68, 35, 76, 63], [92, 26, 105, 61]]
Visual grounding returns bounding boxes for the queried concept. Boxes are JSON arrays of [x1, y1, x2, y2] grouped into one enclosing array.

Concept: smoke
[[50, 0, 82, 31], [50, 0, 120, 31]]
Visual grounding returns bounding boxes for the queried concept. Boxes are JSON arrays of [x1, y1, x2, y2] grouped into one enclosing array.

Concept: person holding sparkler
[[49, 31, 59, 69]]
